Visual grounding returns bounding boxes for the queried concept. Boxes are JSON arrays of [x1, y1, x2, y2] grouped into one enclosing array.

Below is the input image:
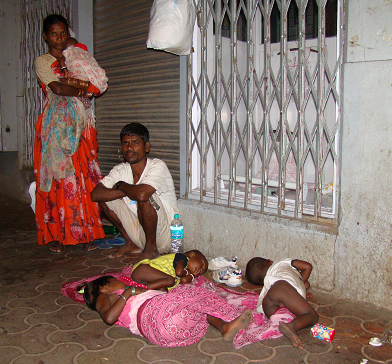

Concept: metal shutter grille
[[93, 0, 180, 192]]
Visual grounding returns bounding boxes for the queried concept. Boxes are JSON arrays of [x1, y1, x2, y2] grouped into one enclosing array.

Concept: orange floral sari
[[34, 57, 105, 246]]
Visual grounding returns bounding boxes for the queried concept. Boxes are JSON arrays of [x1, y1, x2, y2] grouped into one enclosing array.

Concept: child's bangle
[[117, 294, 127, 303], [125, 286, 136, 295], [184, 269, 195, 281]]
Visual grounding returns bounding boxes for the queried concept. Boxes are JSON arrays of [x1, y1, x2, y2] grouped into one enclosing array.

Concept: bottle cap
[[174, 214, 179, 218]]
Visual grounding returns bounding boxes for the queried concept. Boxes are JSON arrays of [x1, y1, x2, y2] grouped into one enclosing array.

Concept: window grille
[[187, 0, 344, 222], [21, 0, 72, 168]]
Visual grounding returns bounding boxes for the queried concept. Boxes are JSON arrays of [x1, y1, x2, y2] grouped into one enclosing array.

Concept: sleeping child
[[245, 257, 319, 349], [131, 249, 209, 291], [77, 275, 252, 347], [59, 36, 108, 96]]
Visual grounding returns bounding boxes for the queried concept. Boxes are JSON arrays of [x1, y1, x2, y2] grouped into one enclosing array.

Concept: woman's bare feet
[[49, 242, 63, 254], [222, 309, 253, 341], [279, 322, 304, 349], [84, 242, 98, 252]]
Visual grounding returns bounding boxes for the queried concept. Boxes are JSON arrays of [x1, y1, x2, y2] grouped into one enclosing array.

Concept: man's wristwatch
[[115, 181, 124, 190]]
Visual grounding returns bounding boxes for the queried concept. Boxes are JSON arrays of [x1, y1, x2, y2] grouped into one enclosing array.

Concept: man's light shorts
[[106, 193, 170, 253]]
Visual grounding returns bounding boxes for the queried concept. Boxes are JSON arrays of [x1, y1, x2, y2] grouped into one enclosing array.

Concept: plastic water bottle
[[170, 214, 184, 254]]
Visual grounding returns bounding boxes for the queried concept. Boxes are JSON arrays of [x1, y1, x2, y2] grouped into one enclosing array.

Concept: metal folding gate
[[187, 0, 344, 221], [93, 0, 181, 192]]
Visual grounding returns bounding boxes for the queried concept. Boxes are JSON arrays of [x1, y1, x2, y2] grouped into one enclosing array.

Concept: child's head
[[77, 275, 115, 311], [66, 36, 78, 49], [185, 250, 208, 277], [245, 257, 272, 286], [59, 37, 78, 68]]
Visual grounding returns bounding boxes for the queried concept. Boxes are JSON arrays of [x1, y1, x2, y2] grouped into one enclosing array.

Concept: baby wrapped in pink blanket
[[61, 37, 108, 95]]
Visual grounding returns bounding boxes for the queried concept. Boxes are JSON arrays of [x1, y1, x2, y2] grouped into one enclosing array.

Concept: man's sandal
[[107, 233, 126, 246], [94, 234, 126, 250], [93, 238, 114, 250]]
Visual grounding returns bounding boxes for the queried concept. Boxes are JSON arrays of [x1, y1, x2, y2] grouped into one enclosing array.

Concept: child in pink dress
[[78, 275, 253, 347]]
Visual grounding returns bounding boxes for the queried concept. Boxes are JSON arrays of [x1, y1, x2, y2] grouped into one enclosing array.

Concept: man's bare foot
[[131, 249, 160, 264], [279, 322, 304, 349], [222, 309, 253, 341], [108, 243, 142, 258]]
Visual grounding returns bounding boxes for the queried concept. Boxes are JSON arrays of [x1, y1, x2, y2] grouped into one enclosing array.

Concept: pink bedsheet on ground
[[191, 276, 295, 349], [61, 266, 295, 349]]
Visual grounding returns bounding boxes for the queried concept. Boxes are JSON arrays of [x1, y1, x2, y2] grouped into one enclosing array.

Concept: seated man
[[91, 122, 178, 262]]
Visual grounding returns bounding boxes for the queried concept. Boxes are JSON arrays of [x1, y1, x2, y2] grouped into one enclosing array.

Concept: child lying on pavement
[[130, 249, 208, 290], [246, 257, 319, 349], [77, 275, 252, 347], [62, 269, 297, 349]]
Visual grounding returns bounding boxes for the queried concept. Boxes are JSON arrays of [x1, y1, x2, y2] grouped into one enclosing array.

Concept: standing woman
[[34, 14, 105, 253]]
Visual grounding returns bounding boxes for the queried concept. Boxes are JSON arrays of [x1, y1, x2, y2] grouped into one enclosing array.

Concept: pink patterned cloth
[[63, 45, 108, 94], [116, 289, 164, 336], [61, 268, 295, 349], [137, 283, 243, 347], [190, 276, 296, 349]]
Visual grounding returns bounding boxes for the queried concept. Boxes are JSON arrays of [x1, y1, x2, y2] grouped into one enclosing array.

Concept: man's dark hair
[[120, 123, 149, 143], [43, 14, 69, 35]]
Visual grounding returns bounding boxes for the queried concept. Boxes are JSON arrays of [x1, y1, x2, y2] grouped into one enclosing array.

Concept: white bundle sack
[[146, 0, 196, 56], [29, 181, 36, 213]]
